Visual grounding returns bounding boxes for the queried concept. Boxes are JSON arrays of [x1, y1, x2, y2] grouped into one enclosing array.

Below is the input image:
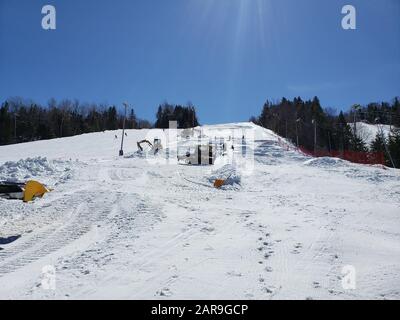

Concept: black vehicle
[[0, 182, 25, 200]]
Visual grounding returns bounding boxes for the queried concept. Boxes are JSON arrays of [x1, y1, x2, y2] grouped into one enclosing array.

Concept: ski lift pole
[[312, 119, 317, 155], [353, 104, 361, 137], [295, 118, 300, 148], [379, 123, 395, 168], [119, 102, 128, 156]]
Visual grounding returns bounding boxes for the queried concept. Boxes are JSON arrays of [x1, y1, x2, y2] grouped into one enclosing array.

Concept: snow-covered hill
[[352, 122, 392, 147], [0, 123, 399, 300]]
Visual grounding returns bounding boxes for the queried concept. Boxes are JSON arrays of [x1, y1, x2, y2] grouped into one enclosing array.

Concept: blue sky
[[0, 0, 399, 123]]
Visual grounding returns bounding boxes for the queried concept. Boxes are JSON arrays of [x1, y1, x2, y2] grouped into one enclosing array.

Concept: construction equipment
[[0, 180, 50, 202], [137, 140, 153, 152], [137, 138, 163, 155], [153, 139, 163, 154], [178, 144, 216, 165], [0, 182, 24, 200]]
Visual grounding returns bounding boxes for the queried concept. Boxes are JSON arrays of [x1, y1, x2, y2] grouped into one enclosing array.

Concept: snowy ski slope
[[0, 122, 399, 299], [353, 122, 392, 147]]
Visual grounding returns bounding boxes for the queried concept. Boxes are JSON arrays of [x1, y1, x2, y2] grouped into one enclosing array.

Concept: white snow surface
[[352, 122, 393, 147], [0, 157, 72, 185], [0, 122, 399, 300]]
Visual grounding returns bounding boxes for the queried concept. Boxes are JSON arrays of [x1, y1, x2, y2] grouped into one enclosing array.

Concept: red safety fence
[[299, 147, 385, 165]]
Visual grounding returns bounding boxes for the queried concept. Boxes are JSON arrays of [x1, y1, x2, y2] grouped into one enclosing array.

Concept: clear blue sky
[[0, 0, 399, 124]]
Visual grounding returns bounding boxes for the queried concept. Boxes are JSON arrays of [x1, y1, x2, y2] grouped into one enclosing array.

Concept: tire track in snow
[[0, 190, 121, 277], [33, 188, 165, 299]]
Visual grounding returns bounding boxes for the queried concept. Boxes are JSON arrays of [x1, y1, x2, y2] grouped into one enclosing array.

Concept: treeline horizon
[[250, 96, 400, 167], [0, 98, 205, 146], [1, 96, 399, 167], [0, 98, 201, 146]]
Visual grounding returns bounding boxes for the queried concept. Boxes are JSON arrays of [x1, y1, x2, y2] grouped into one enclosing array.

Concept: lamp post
[[119, 102, 128, 156], [295, 118, 301, 148], [312, 119, 317, 155], [352, 104, 361, 137]]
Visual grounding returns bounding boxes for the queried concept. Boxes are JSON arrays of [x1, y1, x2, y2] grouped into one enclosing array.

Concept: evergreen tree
[[336, 111, 353, 151], [0, 99, 152, 145], [106, 106, 118, 130], [388, 128, 400, 168], [393, 97, 400, 127], [129, 109, 137, 129], [370, 132, 386, 153], [0, 102, 12, 144], [155, 103, 200, 129], [349, 134, 367, 152], [155, 106, 163, 128]]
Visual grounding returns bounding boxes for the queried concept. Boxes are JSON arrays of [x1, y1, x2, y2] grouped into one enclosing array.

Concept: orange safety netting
[[298, 147, 385, 165]]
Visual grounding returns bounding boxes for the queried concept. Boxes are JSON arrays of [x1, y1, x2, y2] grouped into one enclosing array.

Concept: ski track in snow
[[0, 122, 399, 300]]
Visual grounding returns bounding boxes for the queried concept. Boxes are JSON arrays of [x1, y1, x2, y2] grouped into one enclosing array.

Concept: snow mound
[[0, 157, 72, 183], [208, 164, 241, 189], [303, 157, 399, 184], [303, 157, 349, 168]]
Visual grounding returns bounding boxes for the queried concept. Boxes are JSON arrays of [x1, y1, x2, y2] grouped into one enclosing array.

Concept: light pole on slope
[[312, 119, 317, 155], [119, 102, 128, 156], [352, 104, 361, 137], [295, 118, 301, 148]]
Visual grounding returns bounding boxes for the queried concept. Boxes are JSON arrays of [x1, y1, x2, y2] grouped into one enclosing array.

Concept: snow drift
[[303, 157, 349, 168], [0, 157, 72, 184], [208, 164, 241, 189]]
